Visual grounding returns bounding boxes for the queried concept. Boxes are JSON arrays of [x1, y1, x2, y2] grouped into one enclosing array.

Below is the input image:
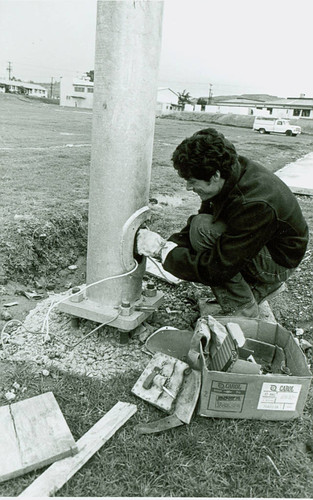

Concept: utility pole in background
[[208, 83, 213, 104], [50, 77, 54, 98], [7, 61, 12, 80]]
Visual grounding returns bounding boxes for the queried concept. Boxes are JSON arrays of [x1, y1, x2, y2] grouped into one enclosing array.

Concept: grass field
[[2, 92, 313, 223], [2, 92, 313, 285], [1, 93, 313, 497]]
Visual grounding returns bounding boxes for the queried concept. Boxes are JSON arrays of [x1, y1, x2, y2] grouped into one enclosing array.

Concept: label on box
[[257, 382, 302, 411], [207, 381, 247, 412]]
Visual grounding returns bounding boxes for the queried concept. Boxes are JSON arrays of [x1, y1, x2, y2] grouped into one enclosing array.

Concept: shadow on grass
[[0, 360, 313, 497]]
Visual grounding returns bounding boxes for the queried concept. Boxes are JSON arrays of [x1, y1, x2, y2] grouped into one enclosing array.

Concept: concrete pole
[[86, 0, 164, 307]]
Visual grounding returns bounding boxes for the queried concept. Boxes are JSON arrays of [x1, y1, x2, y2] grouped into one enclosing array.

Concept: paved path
[[275, 152, 313, 195]]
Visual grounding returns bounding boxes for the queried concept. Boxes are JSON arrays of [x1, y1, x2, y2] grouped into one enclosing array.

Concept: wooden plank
[[0, 405, 24, 479], [19, 401, 137, 497], [0, 392, 77, 484], [12, 392, 77, 467]]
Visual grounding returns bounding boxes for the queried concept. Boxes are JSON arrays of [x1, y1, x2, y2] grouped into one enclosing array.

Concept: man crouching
[[136, 128, 309, 318]]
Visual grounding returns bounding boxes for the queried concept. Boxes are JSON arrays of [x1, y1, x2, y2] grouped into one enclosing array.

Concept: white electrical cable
[[0, 315, 120, 352], [1, 259, 143, 354], [42, 260, 139, 338], [146, 255, 180, 284]]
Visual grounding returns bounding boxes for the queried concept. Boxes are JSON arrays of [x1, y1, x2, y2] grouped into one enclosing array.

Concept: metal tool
[[162, 386, 175, 399], [142, 366, 161, 390], [134, 305, 157, 312]]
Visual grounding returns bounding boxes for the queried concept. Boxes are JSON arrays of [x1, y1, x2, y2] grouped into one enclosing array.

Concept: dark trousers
[[189, 214, 294, 312]]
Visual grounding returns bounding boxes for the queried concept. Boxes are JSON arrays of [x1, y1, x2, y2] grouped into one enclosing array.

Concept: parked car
[[253, 117, 301, 136]]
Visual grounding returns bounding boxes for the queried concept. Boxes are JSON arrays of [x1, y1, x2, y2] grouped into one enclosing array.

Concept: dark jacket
[[163, 156, 309, 286]]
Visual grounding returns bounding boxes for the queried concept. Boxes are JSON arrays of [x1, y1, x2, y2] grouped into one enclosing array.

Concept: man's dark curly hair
[[171, 128, 238, 181]]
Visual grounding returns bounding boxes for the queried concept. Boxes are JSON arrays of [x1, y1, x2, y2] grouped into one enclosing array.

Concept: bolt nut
[[120, 300, 132, 316], [70, 287, 84, 303], [143, 283, 157, 297]]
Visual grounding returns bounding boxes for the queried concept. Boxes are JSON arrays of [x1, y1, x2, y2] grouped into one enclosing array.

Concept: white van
[[253, 117, 301, 136]]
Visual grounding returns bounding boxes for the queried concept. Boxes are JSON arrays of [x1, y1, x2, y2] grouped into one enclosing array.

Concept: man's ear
[[213, 170, 221, 181]]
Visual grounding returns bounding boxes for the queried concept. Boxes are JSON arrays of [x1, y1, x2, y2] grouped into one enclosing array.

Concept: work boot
[[198, 298, 259, 319], [198, 298, 222, 317], [252, 283, 286, 305], [218, 300, 259, 319]]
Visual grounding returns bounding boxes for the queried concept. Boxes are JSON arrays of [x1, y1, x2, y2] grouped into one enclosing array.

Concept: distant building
[[60, 77, 182, 112], [254, 97, 313, 119], [155, 87, 181, 114], [59, 76, 94, 108], [183, 95, 313, 120], [202, 97, 268, 116], [37, 81, 60, 100], [184, 103, 202, 112], [0, 79, 47, 97]]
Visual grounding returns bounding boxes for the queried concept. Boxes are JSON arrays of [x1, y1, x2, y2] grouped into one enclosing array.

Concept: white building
[[180, 96, 313, 120], [202, 98, 266, 116], [0, 79, 47, 97], [253, 98, 313, 119], [184, 103, 202, 112], [60, 78, 182, 113], [156, 87, 181, 114], [59, 76, 94, 108]]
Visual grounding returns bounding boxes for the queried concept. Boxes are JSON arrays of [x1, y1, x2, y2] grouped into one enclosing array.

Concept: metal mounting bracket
[[120, 206, 150, 270]]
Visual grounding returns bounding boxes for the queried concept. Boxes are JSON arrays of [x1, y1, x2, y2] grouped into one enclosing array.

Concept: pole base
[[58, 291, 164, 331]]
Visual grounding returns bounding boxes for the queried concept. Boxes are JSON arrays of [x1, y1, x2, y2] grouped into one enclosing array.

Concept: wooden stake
[[19, 401, 137, 497]]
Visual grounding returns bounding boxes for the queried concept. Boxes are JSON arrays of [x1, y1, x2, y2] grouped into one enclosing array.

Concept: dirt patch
[[1, 291, 151, 380]]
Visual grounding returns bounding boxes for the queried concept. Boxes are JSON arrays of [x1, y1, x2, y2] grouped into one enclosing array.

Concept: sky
[[1, 0, 313, 98]]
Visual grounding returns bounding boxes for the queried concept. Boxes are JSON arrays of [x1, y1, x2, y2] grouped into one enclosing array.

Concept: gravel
[[2, 271, 312, 380], [1, 291, 155, 380]]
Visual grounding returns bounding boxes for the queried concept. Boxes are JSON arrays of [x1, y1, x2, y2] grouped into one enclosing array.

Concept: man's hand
[[136, 229, 166, 258]]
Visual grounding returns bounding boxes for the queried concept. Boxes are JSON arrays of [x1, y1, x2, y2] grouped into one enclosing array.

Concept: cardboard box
[[198, 317, 312, 420]]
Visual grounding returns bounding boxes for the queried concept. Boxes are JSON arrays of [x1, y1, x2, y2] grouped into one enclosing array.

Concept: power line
[[0, 59, 93, 83]]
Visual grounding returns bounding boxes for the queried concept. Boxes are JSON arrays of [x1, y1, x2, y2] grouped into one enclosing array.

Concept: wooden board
[[19, 401, 137, 497], [0, 392, 77, 484]]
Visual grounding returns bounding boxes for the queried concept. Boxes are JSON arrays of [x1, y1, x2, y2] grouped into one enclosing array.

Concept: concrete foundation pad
[[275, 152, 313, 195]]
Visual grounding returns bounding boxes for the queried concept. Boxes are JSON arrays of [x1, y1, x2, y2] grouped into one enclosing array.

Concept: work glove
[[136, 229, 166, 259]]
